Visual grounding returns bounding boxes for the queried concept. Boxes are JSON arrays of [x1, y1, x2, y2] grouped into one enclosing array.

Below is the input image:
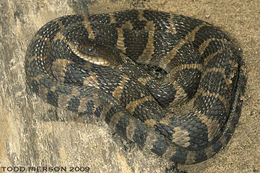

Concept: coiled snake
[[25, 9, 245, 164]]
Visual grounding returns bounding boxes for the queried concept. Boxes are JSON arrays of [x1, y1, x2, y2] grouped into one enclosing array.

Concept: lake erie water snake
[[25, 9, 245, 164]]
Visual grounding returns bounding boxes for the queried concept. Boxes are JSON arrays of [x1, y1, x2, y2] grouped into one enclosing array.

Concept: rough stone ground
[[0, 0, 259, 173]]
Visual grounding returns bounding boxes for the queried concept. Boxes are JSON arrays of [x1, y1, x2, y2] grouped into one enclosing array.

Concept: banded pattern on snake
[[25, 9, 245, 164]]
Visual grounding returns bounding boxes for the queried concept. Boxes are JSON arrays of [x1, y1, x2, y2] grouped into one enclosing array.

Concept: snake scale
[[25, 9, 245, 164]]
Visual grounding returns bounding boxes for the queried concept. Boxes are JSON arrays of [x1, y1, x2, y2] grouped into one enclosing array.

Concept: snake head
[[69, 40, 123, 67]]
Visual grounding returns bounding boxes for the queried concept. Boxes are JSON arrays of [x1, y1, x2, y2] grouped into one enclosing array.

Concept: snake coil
[[25, 9, 245, 164]]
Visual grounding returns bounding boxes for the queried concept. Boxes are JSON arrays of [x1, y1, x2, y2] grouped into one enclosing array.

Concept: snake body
[[25, 9, 244, 164]]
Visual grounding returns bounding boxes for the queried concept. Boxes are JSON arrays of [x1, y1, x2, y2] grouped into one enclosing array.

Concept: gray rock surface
[[0, 0, 259, 173]]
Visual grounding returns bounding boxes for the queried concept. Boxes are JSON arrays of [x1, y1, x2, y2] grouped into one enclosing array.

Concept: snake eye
[[87, 47, 95, 55]]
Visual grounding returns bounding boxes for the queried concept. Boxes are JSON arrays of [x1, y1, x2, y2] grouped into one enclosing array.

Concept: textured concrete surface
[[0, 0, 259, 173]]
